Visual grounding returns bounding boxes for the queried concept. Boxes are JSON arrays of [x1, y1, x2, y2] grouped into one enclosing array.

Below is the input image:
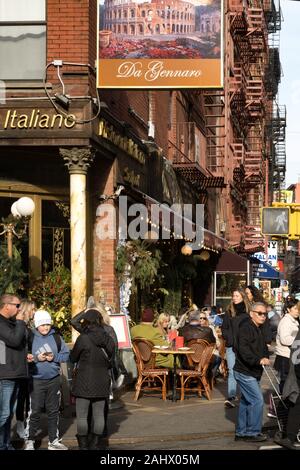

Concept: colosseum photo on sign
[[99, 0, 221, 59]]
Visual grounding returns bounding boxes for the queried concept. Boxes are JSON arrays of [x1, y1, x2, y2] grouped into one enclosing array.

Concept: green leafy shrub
[[0, 244, 26, 296], [29, 267, 72, 342]]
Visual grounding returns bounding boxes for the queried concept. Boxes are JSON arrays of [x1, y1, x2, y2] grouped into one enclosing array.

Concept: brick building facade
[[0, 0, 285, 317]]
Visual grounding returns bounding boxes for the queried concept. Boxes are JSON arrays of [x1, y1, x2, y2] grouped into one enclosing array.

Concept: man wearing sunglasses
[[0, 294, 27, 450], [233, 302, 270, 443]]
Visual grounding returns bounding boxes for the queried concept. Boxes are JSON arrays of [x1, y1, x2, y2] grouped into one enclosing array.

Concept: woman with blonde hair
[[154, 313, 170, 341], [221, 288, 251, 408], [15, 299, 36, 439]]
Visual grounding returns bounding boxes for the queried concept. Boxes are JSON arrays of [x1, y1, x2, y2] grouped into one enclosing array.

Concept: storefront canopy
[[250, 257, 280, 280], [131, 189, 229, 252], [215, 250, 248, 272]]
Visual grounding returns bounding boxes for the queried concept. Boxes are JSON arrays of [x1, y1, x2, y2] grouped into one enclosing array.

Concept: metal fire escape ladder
[[272, 103, 286, 192], [203, 92, 225, 176], [243, 1, 268, 251]]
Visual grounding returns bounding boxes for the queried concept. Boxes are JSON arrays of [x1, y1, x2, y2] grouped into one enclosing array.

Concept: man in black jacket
[[179, 310, 215, 343], [233, 302, 270, 442], [0, 294, 27, 450]]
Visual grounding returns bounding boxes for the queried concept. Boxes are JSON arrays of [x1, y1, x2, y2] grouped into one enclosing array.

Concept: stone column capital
[[59, 147, 95, 175]]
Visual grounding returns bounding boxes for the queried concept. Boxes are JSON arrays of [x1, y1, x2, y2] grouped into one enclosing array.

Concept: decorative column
[[59, 147, 95, 332]]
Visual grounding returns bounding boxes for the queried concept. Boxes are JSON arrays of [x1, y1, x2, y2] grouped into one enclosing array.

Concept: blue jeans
[[0, 380, 18, 450], [234, 371, 264, 436], [226, 347, 237, 399]]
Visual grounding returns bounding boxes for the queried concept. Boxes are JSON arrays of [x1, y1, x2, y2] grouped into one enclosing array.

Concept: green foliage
[[160, 258, 182, 317], [177, 255, 198, 281], [0, 244, 26, 296], [163, 286, 182, 317], [29, 267, 72, 342], [116, 240, 163, 290]]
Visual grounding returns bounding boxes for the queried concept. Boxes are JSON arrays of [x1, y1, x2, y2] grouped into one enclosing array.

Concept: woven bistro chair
[[132, 338, 169, 401], [177, 340, 215, 401]]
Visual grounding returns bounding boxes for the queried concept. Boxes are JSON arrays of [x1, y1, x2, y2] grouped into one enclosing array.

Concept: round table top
[[151, 347, 193, 355]]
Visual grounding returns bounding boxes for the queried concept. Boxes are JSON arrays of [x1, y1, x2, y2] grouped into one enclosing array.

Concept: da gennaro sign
[[97, 0, 224, 89]]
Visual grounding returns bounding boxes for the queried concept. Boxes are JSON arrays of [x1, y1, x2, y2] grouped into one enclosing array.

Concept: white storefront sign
[[253, 241, 278, 267]]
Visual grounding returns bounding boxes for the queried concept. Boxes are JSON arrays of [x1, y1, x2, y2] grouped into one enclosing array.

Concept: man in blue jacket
[[0, 294, 27, 450]]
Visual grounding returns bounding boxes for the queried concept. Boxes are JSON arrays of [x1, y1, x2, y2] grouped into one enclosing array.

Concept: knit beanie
[[141, 308, 155, 323], [34, 310, 52, 328]]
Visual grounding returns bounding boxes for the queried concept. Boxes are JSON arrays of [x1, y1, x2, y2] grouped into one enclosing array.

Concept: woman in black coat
[[70, 309, 115, 450], [221, 288, 250, 408]]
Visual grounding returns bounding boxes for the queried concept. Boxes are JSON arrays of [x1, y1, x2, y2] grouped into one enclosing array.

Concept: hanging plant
[[116, 240, 163, 290]]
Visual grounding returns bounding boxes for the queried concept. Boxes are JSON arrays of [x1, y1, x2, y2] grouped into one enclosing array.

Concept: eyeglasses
[[7, 303, 20, 308], [252, 310, 267, 317], [199, 317, 206, 320]]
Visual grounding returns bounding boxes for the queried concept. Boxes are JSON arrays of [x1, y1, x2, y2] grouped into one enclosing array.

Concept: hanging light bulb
[[198, 250, 210, 261], [143, 229, 159, 242], [181, 244, 193, 256]]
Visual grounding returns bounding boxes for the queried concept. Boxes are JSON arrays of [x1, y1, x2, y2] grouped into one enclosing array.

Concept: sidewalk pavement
[[12, 371, 278, 451]]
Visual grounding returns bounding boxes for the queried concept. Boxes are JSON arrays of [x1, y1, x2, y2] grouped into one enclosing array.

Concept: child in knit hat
[[24, 310, 69, 451]]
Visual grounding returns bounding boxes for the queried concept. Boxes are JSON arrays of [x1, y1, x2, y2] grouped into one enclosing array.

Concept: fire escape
[[169, 93, 226, 206], [270, 103, 286, 192], [264, 0, 286, 196], [224, 0, 283, 253], [241, 1, 268, 252]]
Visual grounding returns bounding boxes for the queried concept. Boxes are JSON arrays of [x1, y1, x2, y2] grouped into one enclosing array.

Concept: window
[[42, 200, 70, 272], [214, 272, 247, 311], [0, 0, 46, 80]]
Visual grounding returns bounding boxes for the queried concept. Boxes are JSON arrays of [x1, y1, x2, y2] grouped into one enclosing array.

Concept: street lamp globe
[[11, 201, 21, 218], [15, 197, 35, 217]]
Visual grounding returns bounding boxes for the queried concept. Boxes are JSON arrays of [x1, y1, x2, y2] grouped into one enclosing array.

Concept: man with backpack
[[24, 310, 69, 450]]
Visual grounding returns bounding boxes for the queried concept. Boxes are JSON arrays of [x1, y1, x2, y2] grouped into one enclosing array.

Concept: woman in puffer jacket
[[70, 309, 115, 450]]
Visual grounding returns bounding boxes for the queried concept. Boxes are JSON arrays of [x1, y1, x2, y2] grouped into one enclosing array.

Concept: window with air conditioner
[[0, 0, 46, 80]]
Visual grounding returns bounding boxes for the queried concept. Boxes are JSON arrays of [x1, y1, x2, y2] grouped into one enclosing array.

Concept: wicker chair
[[177, 340, 215, 401], [132, 338, 169, 401]]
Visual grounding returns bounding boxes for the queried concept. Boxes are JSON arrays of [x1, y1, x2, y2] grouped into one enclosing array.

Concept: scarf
[[234, 301, 246, 317]]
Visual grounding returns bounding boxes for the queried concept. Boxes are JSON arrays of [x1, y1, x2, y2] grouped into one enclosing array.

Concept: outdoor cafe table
[[152, 347, 193, 402]]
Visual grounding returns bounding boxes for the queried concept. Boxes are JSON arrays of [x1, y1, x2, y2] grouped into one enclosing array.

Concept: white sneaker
[[24, 439, 35, 450], [48, 438, 68, 450], [16, 421, 25, 439]]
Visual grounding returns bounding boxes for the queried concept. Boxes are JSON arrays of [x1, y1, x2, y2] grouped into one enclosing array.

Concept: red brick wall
[[92, 160, 119, 308], [47, 0, 97, 96]]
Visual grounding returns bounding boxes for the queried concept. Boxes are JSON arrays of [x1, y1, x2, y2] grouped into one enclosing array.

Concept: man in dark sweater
[[233, 302, 270, 442], [0, 294, 27, 450]]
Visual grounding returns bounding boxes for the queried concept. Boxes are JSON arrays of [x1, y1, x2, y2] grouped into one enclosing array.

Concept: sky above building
[[279, 1, 300, 187]]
